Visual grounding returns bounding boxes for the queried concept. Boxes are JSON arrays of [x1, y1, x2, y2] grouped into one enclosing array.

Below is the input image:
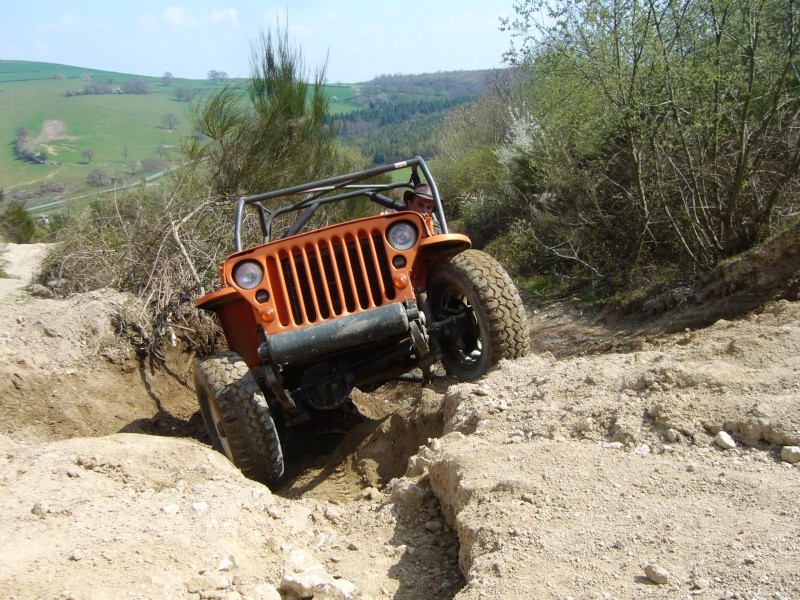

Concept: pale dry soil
[[0, 239, 798, 600]]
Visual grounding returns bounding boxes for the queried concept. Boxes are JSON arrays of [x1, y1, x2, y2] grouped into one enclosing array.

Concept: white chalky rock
[[714, 431, 736, 450], [602, 442, 624, 450], [634, 444, 651, 456], [643, 562, 671, 584], [281, 549, 360, 599], [161, 503, 180, 515], [218, 555, 236, 571], [388, 480, 428, 507], [781, 446, 800, 464], [323, 506, 342, 523]]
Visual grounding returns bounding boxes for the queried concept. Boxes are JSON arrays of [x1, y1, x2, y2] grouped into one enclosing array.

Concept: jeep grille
[[266, 229, 396, 327]]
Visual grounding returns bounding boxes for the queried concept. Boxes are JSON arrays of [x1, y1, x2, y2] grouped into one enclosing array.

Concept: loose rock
[[781, 446, 800, 464], [714, 431, 737, 450], [643, 562, 670, 584]]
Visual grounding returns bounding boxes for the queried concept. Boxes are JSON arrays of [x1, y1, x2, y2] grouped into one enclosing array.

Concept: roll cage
[[233, 156, 450, 252]]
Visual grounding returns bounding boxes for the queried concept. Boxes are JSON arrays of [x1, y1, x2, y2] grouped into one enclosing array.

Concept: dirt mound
[[617, 219, 800, 327], [422, 300, 800, 597], [0, 241, 798, 599]]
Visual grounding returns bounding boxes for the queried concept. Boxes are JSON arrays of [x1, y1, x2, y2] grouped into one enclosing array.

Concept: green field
[[0, 61, 365, 208]]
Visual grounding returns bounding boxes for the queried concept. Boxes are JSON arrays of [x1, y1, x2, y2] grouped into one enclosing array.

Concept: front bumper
[[259, 302, 413, 366]]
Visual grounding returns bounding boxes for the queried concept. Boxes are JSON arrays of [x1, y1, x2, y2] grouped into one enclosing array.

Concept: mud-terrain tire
[[428, 249, 530, 380], [194, 351, 284, 487]]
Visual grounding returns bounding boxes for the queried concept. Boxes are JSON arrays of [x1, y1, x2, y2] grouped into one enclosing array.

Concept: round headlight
[[387, 221, 418, 251], [232, 260, 264, 290]]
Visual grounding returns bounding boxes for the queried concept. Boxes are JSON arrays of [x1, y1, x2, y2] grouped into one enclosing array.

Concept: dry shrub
[[37, 172, 234, 361]]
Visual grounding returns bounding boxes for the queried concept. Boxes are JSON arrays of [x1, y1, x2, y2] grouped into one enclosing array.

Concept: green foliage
[[344, 110, 449, 165], [513, 274, 567, 299], [496, 0, 800, 291], [0, 200, 37, 243], [186, 26, 339, 198], [334, 70, 502, 165], [338, 96, 469, 133], [367, 70, 500, 98], [457, 190, 526, 248]]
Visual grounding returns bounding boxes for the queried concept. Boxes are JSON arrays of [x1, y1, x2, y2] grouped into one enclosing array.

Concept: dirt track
[[0, 241, 798, 599]]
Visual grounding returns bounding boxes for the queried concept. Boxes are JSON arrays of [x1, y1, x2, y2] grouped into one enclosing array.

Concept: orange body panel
[[196, 287, 261, 366], [196, 212, 470, 366]]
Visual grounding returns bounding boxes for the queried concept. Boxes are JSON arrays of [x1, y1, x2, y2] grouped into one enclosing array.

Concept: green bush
[[492, 0, 800, 293], [0, 201, 37, 243]]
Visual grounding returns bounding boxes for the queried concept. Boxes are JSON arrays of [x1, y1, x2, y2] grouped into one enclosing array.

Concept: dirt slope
[[0, 241, 798, 599]]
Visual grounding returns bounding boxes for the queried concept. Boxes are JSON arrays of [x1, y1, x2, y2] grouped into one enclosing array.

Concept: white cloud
[[211, 9, 239, 26], [32, 40, 50, 56], [40, 12, 84, 33], [162, 6, 198, 27]]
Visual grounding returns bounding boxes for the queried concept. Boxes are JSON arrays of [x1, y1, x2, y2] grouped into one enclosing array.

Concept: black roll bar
[[233, 156, 448, 251]]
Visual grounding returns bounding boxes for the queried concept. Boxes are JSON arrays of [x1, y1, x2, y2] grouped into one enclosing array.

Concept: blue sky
[[1, 1, 517, 83]]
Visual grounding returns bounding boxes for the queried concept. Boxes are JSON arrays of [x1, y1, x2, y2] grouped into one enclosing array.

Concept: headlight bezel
[[386, 220, 419, 251], [232, 260, 264, 290]]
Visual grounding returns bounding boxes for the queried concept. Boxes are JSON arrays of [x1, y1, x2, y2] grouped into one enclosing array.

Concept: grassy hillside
[[0, 60, 148, 83], [0, 62, 380, 208], [0, 62, 228, 207], [0, 61, 496, 210]]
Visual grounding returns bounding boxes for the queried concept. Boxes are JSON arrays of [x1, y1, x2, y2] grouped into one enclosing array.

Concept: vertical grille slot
[[266, 228, 397, 328]]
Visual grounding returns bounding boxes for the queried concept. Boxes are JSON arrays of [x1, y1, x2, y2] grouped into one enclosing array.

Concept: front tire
[[428, 249, 530, 380], [194, 351, 284, 487]]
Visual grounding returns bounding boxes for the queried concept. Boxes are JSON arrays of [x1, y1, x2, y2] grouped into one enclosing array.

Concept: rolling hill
[[0, 60, 500, 211]]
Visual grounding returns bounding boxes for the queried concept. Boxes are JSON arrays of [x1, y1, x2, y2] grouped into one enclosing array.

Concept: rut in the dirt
[[275, 379, 467, 598]]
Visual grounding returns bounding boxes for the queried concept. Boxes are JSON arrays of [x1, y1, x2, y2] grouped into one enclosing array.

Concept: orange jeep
[[194, 157, 530, 487]]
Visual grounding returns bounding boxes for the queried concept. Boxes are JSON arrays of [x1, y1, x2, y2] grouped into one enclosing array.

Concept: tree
[[207, 70, 229, 84], [499, 0, 800, 285], [124, 78, 153, 94], [87, 168, 109, 187], [174, 87, 197, 102], [162, 71, 174, 86], [161, 113, 179, 131], [188, 26, 339, 198], [82, 149, 95, 164]]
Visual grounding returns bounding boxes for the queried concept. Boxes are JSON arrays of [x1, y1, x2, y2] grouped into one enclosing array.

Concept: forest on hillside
[[335, 70, 504, 164], [337, 97, 469, 163]]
